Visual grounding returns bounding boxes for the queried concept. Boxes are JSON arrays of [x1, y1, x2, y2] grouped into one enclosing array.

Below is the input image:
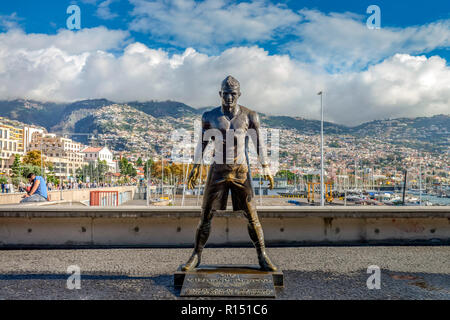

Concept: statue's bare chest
[[210, 113, 249, 133]]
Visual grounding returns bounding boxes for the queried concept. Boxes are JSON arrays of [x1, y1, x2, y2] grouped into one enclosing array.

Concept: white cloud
[[324, 54, 450, 124], [81, 0, 119, 20], [0, 27, 129, 55], [128, 1, 450, 72], [129, 0, 301, 51], [96, 0, 119, 20], [287, 9, 450, 72], [0, 12, 22, 31], [0, 27, 448, 125]]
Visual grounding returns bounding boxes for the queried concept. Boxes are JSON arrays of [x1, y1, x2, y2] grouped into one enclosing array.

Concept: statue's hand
[[265, 174, 274, 190], [261, 164, 274, 190], [187, 165, 200, 189]]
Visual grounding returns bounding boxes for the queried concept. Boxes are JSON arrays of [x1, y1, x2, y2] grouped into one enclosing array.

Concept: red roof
[[81, 147, 103, 153], [106, 172, 121, 177]]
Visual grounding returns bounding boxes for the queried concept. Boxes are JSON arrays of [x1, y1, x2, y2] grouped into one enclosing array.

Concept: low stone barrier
[[0, 206, 448, 247], [0, 186, 136, 205]]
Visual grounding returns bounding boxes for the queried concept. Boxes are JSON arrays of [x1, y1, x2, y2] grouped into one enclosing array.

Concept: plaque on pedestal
[[174, 265, 283, 298]]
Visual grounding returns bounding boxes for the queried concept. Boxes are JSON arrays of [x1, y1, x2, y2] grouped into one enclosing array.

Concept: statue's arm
[[248, 111, 269, 168], [188, 112, 210, 188], [193, 112, 211, 166], [249, 111, 274, 189]]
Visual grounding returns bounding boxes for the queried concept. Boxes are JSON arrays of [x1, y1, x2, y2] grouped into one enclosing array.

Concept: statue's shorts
[[201, 163, 255, 214], [196, 163, 266, 252]]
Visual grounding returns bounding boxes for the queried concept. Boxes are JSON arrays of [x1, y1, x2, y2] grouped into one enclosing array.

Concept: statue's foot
[[182, 252, 201, 271], [258, 252, 277, 271]]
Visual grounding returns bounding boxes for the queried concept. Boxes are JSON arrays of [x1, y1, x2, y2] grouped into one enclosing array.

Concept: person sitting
[[20, 173, 49, 203]]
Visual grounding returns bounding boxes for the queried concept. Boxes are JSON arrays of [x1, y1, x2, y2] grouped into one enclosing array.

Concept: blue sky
[[0, 0, 449, 124], [2, 0, 449, 59]]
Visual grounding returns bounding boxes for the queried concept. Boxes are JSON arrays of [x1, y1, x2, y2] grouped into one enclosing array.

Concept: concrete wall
[[0, 186, 136, 205], [0, 206, 448, 247]]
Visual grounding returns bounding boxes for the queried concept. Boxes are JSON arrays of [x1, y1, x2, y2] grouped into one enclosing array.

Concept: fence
[[89, 190, 133, 206], [90, 191, 118, 206], [119, 190, 132, 204]]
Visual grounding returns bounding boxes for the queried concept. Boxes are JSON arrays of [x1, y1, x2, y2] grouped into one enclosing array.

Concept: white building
[[29, 133, 86, 179], [0, 125, 20, 174], [81, 146, 116, 172], [23, 126, 45, 153]]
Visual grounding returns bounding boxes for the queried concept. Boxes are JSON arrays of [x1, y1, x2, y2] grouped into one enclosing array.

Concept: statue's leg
[[182, 178, 229, 271], [231, 181, 277, 271]]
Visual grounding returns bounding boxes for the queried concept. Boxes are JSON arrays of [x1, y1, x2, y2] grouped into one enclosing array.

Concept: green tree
[[47, 163, 54, 173], [46, 174, 59, 185], [275, 170, 296, 181], [97, 160, 109, 181], [0, 176, 8, 185], [76, 162, 101, 183], [21, 165, 43, 179], [12, 176, 26, 187], [119, 157, 137, 177], [144, 159, 154, 179], [11, 154, 22, 178], [75, 167, 84, 182], [119, 158, 129, 175], [129, 165, 137, 177], [136, 157, 143, 166]]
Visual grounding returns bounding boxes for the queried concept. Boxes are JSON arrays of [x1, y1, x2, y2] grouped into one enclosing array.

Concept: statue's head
[[219, 75, 241, 109]]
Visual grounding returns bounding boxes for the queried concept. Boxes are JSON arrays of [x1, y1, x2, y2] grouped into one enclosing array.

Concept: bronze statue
[[182, 75, 277, 271]]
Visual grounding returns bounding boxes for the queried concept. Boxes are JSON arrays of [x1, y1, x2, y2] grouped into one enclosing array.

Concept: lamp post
[[146, 157, 150, 207], [318, 91, 325, 206], [161, 155, 164, 198], [40, 139, 43, 176], [181, 158, 191, 206]]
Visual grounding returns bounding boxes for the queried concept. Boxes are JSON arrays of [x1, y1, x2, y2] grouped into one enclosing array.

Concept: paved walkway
[[0, 246, 449, 299]]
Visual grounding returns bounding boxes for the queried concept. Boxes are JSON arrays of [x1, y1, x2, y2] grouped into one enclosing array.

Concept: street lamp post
[[318, 91, 325, 206], [419, 152, 422, 205], [146, 158, 150, 207], [40, 140, 43, 176], [161, 155, 164, 198], [181, 159, 191, 206]]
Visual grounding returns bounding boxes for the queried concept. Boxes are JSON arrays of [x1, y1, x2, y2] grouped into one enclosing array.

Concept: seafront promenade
[[1, 246, 449, 299], [1, 192, 448, 300]]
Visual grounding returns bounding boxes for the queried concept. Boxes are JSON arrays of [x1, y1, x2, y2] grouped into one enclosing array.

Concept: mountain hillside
[[0, 99, 447, 154]]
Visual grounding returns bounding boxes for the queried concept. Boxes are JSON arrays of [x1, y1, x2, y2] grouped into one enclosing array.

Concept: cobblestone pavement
[[0, 246, 449, 299]]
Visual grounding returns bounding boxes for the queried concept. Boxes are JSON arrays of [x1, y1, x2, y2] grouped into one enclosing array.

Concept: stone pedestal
[[174, 265, 283, 297]]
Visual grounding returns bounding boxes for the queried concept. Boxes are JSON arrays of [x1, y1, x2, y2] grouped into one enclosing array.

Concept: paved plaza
[[0, 246, 449, 299]]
